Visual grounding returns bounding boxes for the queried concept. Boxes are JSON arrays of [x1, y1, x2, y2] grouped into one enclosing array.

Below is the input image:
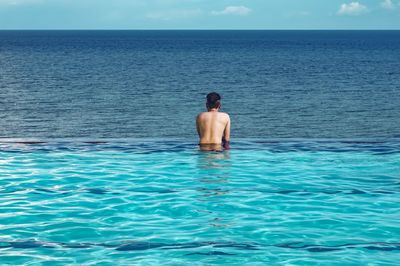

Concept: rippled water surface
[[0, 140, 399, 265], [1, 30, 400, 138]]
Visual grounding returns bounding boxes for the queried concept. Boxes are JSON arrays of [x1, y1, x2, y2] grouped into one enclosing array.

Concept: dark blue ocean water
[[0, 30, 399, 139]]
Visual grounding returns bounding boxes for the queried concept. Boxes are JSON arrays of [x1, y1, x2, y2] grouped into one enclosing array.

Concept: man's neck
[[207, 108, 219, 112]]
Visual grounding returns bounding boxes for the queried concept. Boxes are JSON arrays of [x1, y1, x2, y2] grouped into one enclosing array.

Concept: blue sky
[[0, 0, 399, 29]]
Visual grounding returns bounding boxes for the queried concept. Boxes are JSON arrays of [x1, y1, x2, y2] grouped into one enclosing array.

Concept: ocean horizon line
[[1, 29, 400, 31]]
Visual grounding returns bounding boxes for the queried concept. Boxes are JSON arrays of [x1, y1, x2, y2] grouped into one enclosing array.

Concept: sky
[[0, 0, 399, 29]]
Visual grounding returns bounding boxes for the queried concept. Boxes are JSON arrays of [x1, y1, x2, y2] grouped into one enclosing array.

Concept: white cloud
[[212, 6, 251, 16], [146, 9, 202, 20], [337, 2, 368, 15], [381, 0, 395, 9]]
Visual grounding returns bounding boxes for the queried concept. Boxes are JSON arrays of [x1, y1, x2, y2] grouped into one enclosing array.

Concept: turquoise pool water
[[0, 139, 399, 265]]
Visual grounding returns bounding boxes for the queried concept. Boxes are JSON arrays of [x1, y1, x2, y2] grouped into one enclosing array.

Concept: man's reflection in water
[[197, 145, 230, 169], [196, 148, 232, 228]]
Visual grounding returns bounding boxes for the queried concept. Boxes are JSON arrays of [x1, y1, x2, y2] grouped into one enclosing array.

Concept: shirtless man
[[196, 92, 231, 151]]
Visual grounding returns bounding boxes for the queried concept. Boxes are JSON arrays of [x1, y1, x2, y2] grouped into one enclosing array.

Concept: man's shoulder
[[197, 112, 230, 119], [219, 112, 230, 119], [197, 112, 208, 118]]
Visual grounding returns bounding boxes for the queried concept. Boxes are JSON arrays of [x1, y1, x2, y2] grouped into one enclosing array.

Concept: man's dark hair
[[206, 92, 221, 109]]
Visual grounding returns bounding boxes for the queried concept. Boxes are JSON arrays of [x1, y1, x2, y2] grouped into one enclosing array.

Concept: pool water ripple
[[0, 139, 399, 265]]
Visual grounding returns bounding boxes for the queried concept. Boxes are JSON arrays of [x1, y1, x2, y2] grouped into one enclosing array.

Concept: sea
[[0, 30, 399, 139]]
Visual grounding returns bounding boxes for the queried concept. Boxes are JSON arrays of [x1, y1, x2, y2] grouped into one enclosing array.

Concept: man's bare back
[[196, 92, 230, 150]]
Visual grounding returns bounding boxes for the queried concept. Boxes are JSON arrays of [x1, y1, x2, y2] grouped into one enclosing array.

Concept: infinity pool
[[0, 139, 399, 265]]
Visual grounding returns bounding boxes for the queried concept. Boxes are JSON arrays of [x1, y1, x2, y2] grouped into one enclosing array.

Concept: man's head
[[206, 92, 221, 110]]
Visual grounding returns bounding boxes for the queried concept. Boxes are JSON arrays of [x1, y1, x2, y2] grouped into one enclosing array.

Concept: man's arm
[[222, 115, 231, 149], [196, 115, 201, 137]]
